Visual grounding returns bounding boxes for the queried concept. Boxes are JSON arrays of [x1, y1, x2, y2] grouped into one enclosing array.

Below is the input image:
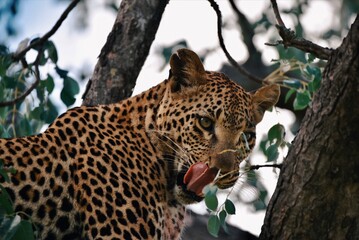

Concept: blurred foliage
[[0, 39, 79, 138]]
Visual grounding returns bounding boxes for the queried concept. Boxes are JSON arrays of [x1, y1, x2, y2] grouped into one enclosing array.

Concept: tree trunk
[[82, 0, 168, 106], [260, 15, 359, 239]]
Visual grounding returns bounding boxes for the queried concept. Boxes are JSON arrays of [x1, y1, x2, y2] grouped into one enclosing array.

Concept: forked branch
[[268, 0, 333, 60]]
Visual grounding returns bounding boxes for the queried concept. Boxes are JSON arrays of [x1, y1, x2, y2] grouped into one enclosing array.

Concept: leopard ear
[[252, 84, 280, 124], [169, 48, 207, 92]]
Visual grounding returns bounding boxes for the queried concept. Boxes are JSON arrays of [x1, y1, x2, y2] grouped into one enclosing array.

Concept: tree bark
[[260, 15, 359, 239], [82, 0, 169, 106]]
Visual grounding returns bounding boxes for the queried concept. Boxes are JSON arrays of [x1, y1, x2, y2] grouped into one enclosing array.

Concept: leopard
[[0, 49, 280, 239]]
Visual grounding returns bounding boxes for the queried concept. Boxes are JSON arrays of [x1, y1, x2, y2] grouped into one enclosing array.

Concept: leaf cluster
[[0, 40, 79, 138], [282, 54, 322, 110], [260, 123, 289, 163], [203, 185, 236, 237]]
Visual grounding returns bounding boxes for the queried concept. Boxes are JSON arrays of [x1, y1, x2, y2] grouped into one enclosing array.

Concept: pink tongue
[[183, 162, 218, 196]]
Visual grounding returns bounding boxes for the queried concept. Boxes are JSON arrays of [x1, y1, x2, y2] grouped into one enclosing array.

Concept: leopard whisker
[[147, 129, 193, 168], [149, 131, 188, 157]]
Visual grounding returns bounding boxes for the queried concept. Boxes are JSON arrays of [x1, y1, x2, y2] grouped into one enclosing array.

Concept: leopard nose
[[210, 150, 235, 173]]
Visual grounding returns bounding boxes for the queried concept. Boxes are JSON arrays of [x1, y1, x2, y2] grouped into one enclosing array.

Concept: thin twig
[[0, 0, 80, 107], [249, 164, 282, 170], [12, 0, 80, 61], [0, 50, 43, 107], [270, 0, 332, 60], [207, 0, 263, 84]]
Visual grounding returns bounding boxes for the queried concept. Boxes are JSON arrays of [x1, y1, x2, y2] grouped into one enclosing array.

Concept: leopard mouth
[[176, 163, 219, 202], [177, 171, 203, 202]]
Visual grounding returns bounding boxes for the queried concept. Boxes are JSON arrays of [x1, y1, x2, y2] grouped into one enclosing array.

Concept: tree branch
[[268, 0, 333, 60], [0, 50, 43, 107], [249, 164, 282, 171], [12, 0, 80, 61], [207, 0, 263, 84]]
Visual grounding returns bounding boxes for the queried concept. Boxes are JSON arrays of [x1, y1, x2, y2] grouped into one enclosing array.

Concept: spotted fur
[[0, 49, 280, 239]]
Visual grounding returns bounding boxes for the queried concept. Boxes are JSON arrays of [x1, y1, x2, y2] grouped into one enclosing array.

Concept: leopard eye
[[198, 116, 214, 131]]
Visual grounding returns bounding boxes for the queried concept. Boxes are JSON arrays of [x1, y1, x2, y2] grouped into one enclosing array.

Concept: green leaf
[[45, 74, 55, 94], [3, 76, 17, 89], [285, 88, 296, 103], [278, 46, 306, 62], [60, 76, 79, 107], [38, 51, 47, 66], [307, 68, 321, 93], [207, 215, 220, 237], [0, 215, 21, 239], [0, 216, 14, 237], [203, 184, 218, 196], [42, 100, 58, 124], [283, 79, 302, 89], [45, 41, 58, 64], [305, 65, 321, 77], [36, 81, 45, 103], [0, 125, 10, 138], [18, 117, 32, 137], [224, 199, 236, 215], [268, 123, 285, 144], [218, 210, 227, 226], [55, 66, 69, 78], [0, 169, 10, 183], [0, 46, 12, 76], [266, 144, 279, 162], [293, 91, 311, 110], [259, 139, 268, 155], [205, 194, 218, 211], [0, 185, 14, 214], [30, 106, 44, 121], [12, 220, 35, 240]]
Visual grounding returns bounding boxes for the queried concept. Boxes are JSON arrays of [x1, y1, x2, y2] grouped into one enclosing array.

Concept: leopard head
[[155, 49, 280, 204]]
